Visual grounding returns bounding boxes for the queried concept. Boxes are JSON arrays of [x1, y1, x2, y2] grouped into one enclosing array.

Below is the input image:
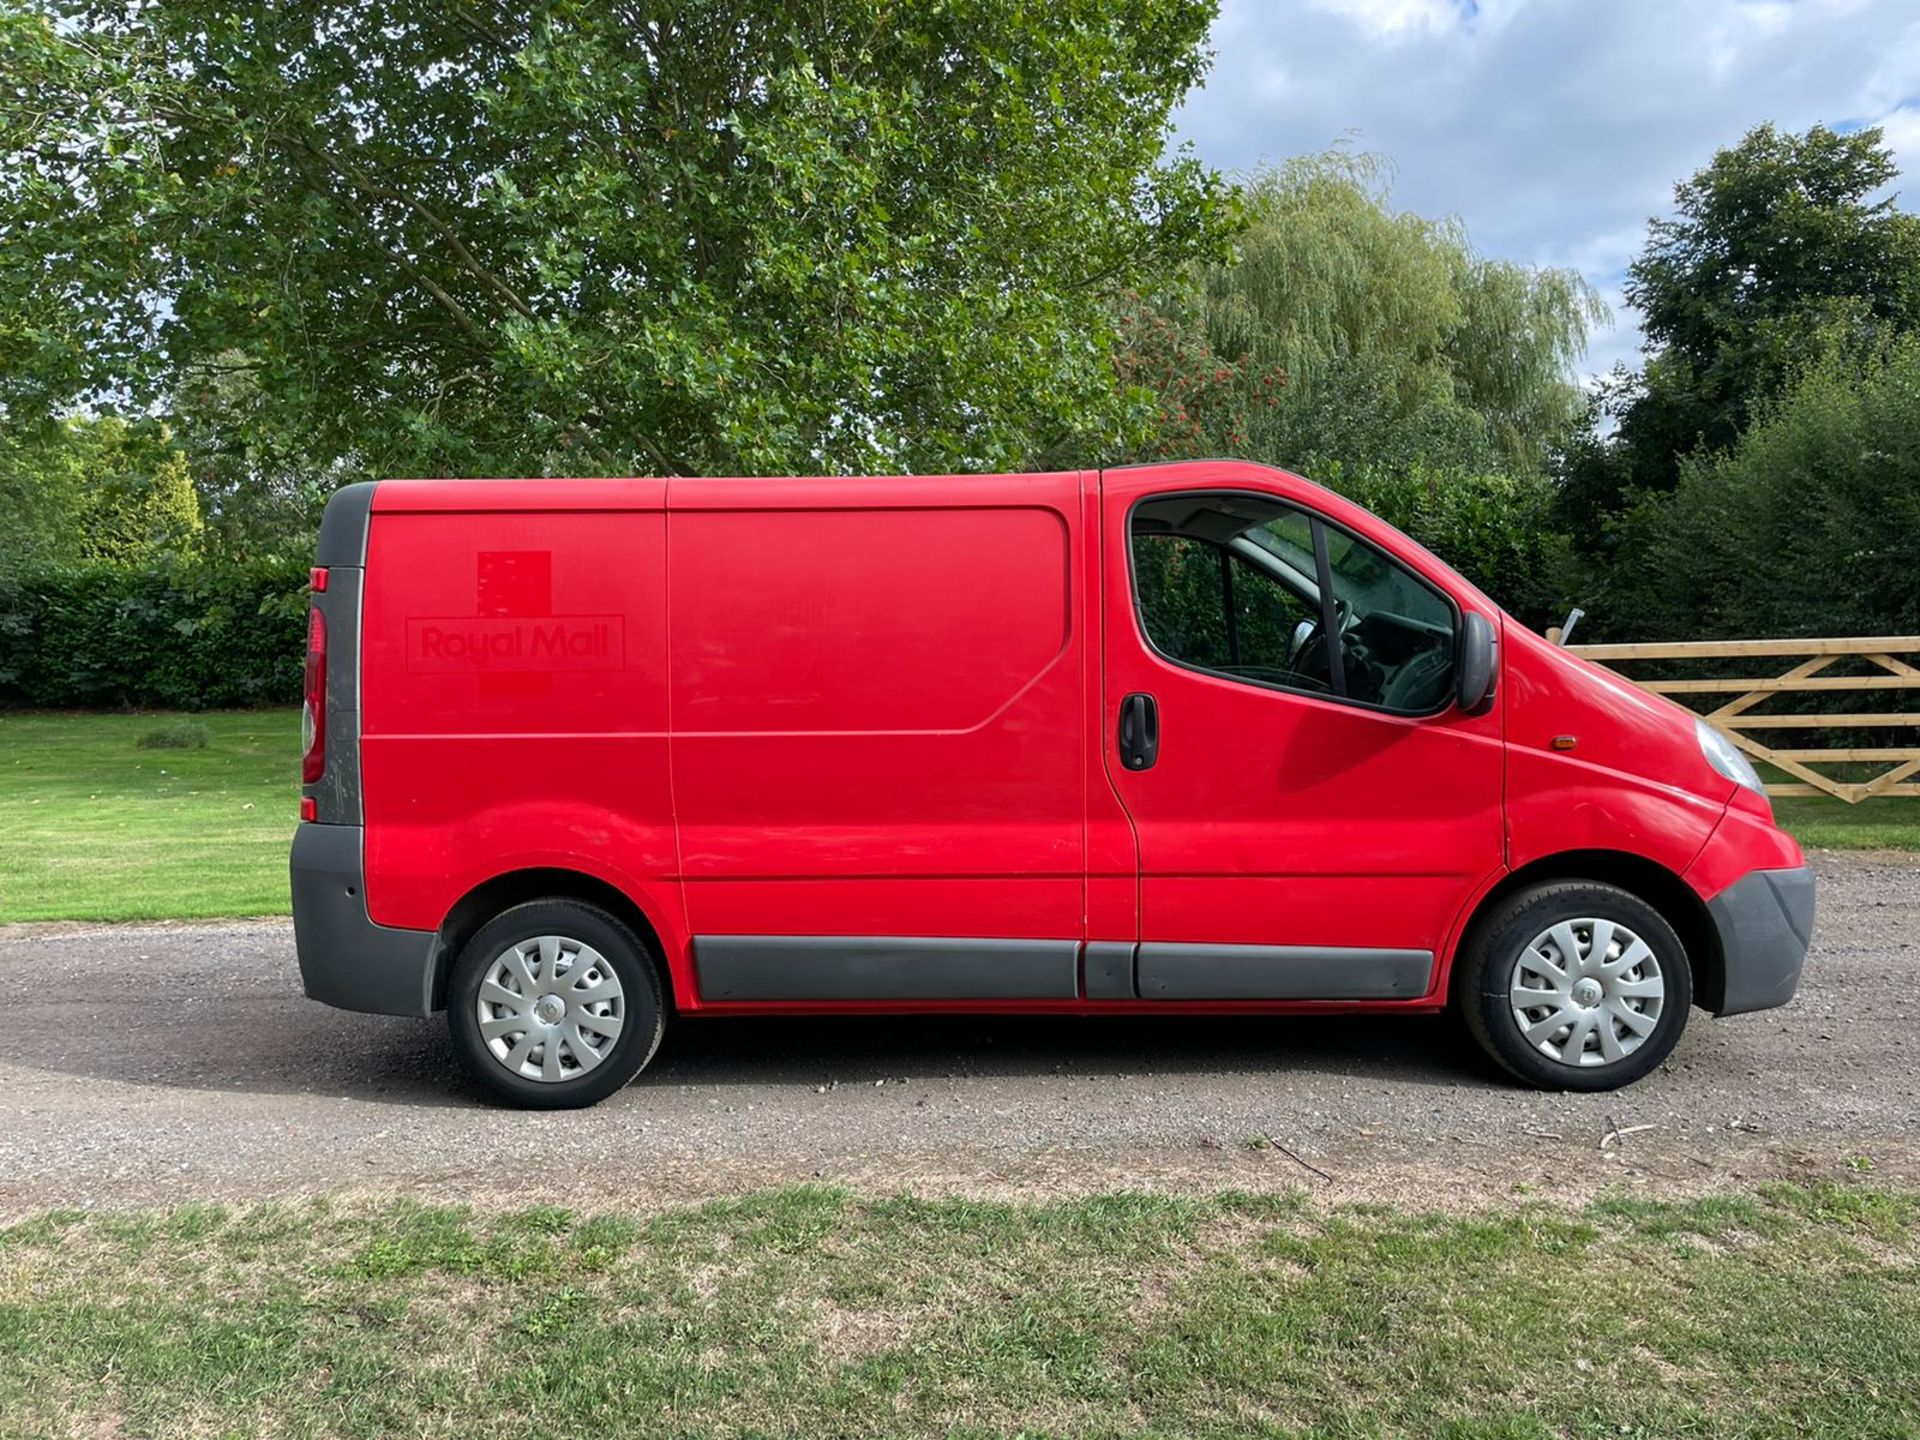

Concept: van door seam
[[662, 482, 690, 941]]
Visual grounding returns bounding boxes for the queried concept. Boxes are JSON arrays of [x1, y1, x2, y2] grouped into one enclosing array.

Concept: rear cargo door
[[357, 483, 677, 937]]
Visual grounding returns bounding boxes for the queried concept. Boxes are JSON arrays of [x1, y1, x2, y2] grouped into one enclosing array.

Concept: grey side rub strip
[[695, 936, 1081, 1001], [1082, 941, 1138, 1000], [1135, 942, 1433, 1000], [693, 936, 1433, 1003]]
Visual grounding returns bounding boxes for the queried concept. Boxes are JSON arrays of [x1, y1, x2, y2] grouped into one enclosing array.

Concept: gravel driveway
[[3, 852, 1915, 1212]]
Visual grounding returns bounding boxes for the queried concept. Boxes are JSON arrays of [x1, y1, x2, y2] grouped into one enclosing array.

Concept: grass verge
[[1772, 793, 1920, 851], [0, 709, 296, 922], [2, 1183, 1916, 1438]]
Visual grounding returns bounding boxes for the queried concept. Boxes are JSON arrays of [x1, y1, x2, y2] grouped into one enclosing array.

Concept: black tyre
[[446, 899, 665, 1109], [1458, 881, 1691, 1091]]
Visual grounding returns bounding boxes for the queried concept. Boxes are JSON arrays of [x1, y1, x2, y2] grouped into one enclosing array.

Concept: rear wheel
[[447, 899, 665, 1109], [1459, 881, 1691, 1091]]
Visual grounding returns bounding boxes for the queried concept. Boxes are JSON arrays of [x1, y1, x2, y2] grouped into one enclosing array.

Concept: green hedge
[[0, 560, 310, 708]]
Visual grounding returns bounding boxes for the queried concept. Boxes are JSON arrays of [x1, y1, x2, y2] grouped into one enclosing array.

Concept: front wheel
[[1458, 882, 1691, 1091], [447, 899, 666, 1109]]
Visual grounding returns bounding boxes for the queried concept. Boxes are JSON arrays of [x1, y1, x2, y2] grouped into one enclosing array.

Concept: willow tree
[[1130, 151, 1605, 475], [0, 1, 1233, 479]]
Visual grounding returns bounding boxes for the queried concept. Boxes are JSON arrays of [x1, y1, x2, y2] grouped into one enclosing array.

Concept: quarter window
[[1131, 493, 1458, 714]]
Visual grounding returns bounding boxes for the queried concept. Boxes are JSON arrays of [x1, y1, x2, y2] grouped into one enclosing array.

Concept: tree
[[1109, 287, 1287, 463], [1604, 331, 1920, 640], [168, 358, 347, 559], [0, 416, 204, 571], [0, 423, 88, 574], [0, 1, 1233, 480], [1610, 123, 1920, 497], [81, 433, 204, 565], [1121, 152, 1604, 478], [1102, 151, 1597, 620]]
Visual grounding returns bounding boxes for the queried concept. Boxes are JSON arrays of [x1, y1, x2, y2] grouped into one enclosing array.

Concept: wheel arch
[[430, 867, 679, 1012], [1453, 849, 1725, 1011]]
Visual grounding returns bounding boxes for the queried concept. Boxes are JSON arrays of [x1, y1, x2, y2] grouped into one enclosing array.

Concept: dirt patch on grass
[[816, 1299, 913, 1361], [1195, 1209, 1285, 1251]]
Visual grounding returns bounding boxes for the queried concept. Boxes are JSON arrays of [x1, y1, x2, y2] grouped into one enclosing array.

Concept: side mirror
[[1455, 611, 1498, 715]]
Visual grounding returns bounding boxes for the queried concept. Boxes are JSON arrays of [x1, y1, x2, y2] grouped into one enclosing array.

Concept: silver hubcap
[[476, 935, 625, 1082], [1509, 917, 1666, 1068]]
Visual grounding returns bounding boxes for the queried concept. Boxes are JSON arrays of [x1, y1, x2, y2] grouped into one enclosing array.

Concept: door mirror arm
[[1455, 611, 1498, 716]]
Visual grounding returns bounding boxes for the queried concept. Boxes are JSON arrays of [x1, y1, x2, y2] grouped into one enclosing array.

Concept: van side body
[[292, 461, 1812, 1092]]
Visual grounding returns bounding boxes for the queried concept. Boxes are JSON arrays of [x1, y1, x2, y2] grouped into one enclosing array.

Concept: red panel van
[[291, 461, 1813, 1108]]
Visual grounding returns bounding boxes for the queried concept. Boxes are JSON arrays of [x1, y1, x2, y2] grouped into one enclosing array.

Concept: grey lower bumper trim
[[1707, 863, 1815, 1016], [694, 935, 1079, 1001], [1136, 942, 1434, 1000], [291, 823, 438, 1017]]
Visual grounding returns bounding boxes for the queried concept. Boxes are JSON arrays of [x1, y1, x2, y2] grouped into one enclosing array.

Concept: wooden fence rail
[[1558, 636, 1920, 803]]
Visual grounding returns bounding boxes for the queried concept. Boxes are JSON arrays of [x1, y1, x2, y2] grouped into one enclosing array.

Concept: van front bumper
[[290, 823, 439, 1017], [1706, 864, 1815, 1016]]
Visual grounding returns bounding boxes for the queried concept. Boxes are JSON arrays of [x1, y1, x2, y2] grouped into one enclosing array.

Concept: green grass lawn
[[1773, 794, 1920, 851], [0, 709, 1914, 926], [1, 1182, 1915, 1438], [0, 709, 298, 922]]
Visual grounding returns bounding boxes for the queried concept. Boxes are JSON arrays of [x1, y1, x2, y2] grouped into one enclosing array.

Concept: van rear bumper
[[1706, 864, 1815, 1017], [290, 823, 438, 1017]]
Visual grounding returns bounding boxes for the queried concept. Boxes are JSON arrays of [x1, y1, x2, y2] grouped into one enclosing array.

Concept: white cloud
[[1875, 105, 1920, 182], [1306, 0, 1469, 38], [1177, 0, 1920, 381]]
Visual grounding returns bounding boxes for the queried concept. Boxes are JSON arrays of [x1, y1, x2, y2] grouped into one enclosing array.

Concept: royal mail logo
[[406, 616, 625, 673]]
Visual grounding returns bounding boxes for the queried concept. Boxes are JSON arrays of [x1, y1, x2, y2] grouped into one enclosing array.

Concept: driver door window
[[1133, 534, 1327, 691], [1130, 493, 1457, 715]]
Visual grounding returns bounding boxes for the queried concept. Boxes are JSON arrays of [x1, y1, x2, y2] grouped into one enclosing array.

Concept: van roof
[[362, 460, 1323, 514]]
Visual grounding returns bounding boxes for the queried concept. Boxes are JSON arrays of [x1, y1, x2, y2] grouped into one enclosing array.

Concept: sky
[[1173, 0, 1920, 380]]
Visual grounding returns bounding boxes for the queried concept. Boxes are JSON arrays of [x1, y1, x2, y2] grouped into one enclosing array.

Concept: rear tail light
[[302, 601, 327, 785]]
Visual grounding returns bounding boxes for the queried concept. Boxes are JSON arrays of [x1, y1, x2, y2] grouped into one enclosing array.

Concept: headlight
[[1697, 718, 1764, 793]]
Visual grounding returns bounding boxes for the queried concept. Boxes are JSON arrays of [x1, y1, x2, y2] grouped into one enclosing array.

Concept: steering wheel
[[1287, 607, 1384, 702], [1382, 643, 1452, 711]]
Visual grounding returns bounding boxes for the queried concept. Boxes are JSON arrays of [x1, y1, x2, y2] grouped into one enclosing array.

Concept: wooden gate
[[1558, 636, 1920, 803]]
